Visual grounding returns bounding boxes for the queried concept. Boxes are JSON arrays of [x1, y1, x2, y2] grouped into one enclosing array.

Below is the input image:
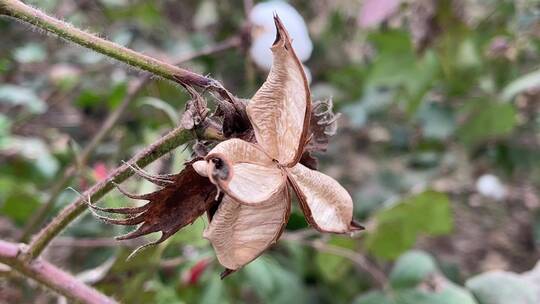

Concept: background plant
[[1, 0, 540, 303]]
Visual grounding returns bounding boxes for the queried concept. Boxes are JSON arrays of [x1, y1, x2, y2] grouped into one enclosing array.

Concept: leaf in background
[[390, 250, 439, 289], [0, 137, 59, 177], [13, 43, 47, 63], [315, 236, 356, 282], [0, 114, 11, 144], [138, 97, 180, 126], [501, 69, 540, 102], [465, 271, 540, 304], [354, 291, 394, 304], [1, 190, 40, 225], [0, 85, 46, 114], [200, 275, 229, 304], [394, 284, 477, 304], [365, 31, 439, 114], [96, 246, 163, 303], [366, 31, 416, 89], [365, 191, 453, 259], [457, 100, 517, 146], [147, 280, 185, 304], [243, 257, 307, 304], [416, 102, 456, 140]]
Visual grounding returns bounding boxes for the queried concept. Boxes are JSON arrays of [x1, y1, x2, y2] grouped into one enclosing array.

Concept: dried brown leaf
[[89, 160, 217, 255]]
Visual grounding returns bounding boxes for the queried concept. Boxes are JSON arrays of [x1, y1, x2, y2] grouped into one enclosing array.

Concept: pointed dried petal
[[208, 138, 272, 165], [288, 164, 355, 233], [201, 139, 284, 205], [246, 15, 311, 166], [203, 188, 291, 270], [208, 158, 286, 206]]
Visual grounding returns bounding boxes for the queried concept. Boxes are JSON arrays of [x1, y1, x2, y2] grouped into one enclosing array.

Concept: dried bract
[[89, 160, 217, 256]]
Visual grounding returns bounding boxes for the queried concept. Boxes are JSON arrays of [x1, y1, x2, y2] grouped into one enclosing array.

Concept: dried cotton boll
[[249, 1, 313, 71], [476, 174, 507, 201]]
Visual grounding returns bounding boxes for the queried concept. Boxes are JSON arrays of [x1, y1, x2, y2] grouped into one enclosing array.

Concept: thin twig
[[0, 240, 116, 304], [282, 234, 388, 289]]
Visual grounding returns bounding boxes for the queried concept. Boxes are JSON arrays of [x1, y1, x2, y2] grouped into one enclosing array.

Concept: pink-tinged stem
[[0, 240, 117, 303]]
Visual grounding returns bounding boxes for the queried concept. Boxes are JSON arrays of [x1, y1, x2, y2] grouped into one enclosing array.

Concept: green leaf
[[394, 283, 477, 304], [465, 271, 539, 304], [365, 191, 453, 259], [243, 257, 307, 304], [13, 43, 47, 63], [138, 97, 180, 126], [200, 275, 229, 304], [1, 190, 40, 225], [390, 250, 439, 289], [457, 101, 517, 146], [501, 69, 540, 102], [0, 137, 59, 177], [416, 102, 456, 140], [315, 236, 356, 282], [354, 291, 394, 304], [0, 85, 46, 114]]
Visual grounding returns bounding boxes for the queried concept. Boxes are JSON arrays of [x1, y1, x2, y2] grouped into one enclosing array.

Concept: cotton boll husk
[[476, 174, 507, 201], [303, 65, 312, 84], [249, 0, 313, 70]]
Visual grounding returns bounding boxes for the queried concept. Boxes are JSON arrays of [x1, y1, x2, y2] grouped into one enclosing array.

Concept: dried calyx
[[89, 15, 362, 277]]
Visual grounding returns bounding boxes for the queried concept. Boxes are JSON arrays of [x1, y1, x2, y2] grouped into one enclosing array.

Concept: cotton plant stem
[[0, 0, 217, 88], [0, 240, 117, 304]]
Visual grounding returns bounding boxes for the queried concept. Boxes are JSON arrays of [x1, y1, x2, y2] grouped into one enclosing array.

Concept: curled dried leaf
[[89, 160, 217, 256], [307, 98, 341, 153]]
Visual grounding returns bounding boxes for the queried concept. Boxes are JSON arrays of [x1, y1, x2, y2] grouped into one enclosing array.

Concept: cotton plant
[[90, 16, 361, 277]]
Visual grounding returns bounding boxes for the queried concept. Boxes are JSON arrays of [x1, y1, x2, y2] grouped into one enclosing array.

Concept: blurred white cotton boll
[[249, 1, 313, 70], [476, 174, 507, 201]]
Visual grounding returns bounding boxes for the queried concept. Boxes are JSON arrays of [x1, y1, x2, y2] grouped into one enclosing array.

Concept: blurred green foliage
[[1, 0, 540, 303]]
